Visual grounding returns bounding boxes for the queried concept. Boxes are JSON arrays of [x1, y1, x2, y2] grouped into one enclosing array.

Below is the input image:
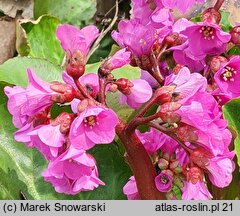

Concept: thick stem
[[214, 0, 224, 11], [116, 119, 165, 200]]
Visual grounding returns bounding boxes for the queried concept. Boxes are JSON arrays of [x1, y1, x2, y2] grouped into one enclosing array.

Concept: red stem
[[116, 119, 165, 200], [98, 78, 106, 104], [214, 0, 224, 11], [74, 79, 94, 100]]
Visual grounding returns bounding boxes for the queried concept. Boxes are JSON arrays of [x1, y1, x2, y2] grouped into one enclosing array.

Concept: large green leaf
[[34, 0, 96, 27], [223, 98, 240, 166], [0, 57, 63, 87], [17, 15, 65, 65]]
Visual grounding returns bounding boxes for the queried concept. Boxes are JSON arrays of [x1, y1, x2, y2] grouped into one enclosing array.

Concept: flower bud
[[50, 83, 76, 103], [190, 147, 213, 169], [173, 176, 184, 188], [230, 26, 240, 46], [115, 78, 133, 95], [162, 153, 170, 161], [78, 99, 96, 113], [201, 7, 221, 24], [169, 160, 179, 171], [209, 56, 228, 73], [176, 124, 198, 143], [165, 191, 175, 200], [158, 158, 169, 170], [158, 111, 181, 124], [66, 50, 86, 79], [183, 166, 204, 184], [51, 112, 75, 134], [163, 33, 183, 48], [108, 84, 118, 92], [155, 85, 177, 104]]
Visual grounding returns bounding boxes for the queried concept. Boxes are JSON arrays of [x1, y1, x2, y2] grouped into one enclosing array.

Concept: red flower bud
[[51, 112, 75, 134], [66, 50, 86, 79], [50, 83, 76, 103], [209, 56, 228, 73], [201, 7, 221, 24], [115, 78, 133, 95], [155, 85, 177, 104], [230, 26, 240, 46], [163, 33, 183, 48], [183, 166, 204, 184]]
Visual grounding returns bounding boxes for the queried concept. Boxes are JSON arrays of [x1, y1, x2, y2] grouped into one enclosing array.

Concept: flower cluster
[[4, 0, 239, 200]]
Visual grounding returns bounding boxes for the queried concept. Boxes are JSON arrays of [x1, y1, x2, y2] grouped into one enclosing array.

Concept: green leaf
[[228, 46, 240, 56], [172, 185, 182, 200], [190, 13, 201, 22], [223, 98, 240, 166], [34, 0, 96, 27], [220, 11, 232, 32], [0, 168, 28, 200], [0, 57, 63, 87], [86, 62, 140, 80], [17, 15, 65, 65]]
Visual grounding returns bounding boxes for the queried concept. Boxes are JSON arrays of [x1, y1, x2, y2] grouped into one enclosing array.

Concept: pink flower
[[151, 8, 174, 29], [170, 18, 206, 72], [136, 128, 178, 155], [181, 22, 231, 58], [112, 19, 156, 57], [42, 147, 104, 195], [119, 79, 153, 109], [57, 24, 99, 78], [206, 152, 235, 188], [214, 55, 240, 98], [123, 176, 140, 200], [107, 48, 131, 70], [56, 24, 99, 57], [28, 124, 65, 161], [69, 106, 118, 150], [182, 180, 212, 200], [136, 128, 165, 154], [165, 67, 207, 103], [99, 49, 131, 76], [4, 69, 54, 127], [166, 67, 232, 156], [4, 86, 29, 128], [155, 170, 173, 192], [141, 70, 158, 88], [161, 0, 204, 14], [131, 0, 154, 24]]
